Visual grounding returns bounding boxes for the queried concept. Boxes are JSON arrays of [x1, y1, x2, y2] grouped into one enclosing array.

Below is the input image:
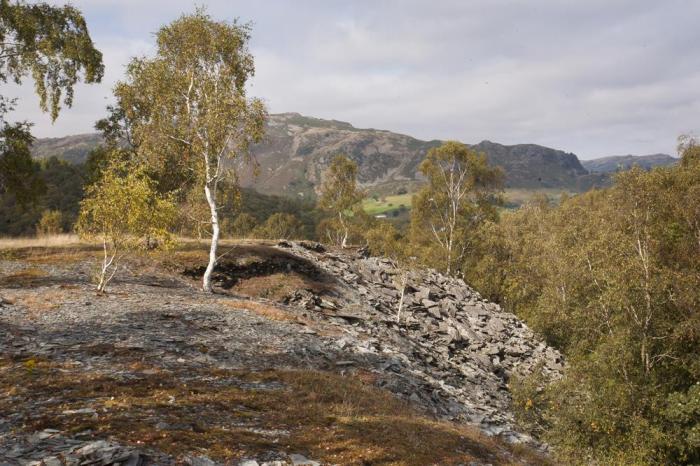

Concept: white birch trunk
[[202, 181, 220, 292], [396, 272, 407, 323], [339, 212, 349, 248], [97, 238, 117, 293]]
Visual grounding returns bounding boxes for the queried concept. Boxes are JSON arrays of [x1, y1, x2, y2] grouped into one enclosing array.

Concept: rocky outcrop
[[274, 242, 563, 443]]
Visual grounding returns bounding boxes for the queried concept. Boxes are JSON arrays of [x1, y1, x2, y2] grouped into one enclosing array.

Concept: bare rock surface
[[0, 241, 561, 464], [272, 242, 563, 437]]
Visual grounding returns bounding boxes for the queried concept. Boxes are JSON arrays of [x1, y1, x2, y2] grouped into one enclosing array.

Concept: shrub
[[36, 209, 63, 236], [77, 160, 176, 292], [253, 213, 304, 240]]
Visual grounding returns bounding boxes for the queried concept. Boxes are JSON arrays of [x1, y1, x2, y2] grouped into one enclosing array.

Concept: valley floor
[[0, 241, 552, 465]]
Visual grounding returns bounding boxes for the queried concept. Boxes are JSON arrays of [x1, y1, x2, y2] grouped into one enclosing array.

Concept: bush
[[77, 160, 176, 292], [36, 209, 63, 236], [227, 212, 257, 238], [253, 213, 304, 240]]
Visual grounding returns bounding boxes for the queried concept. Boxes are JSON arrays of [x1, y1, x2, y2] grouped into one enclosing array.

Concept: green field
[[361, 188, 576, 216], [502, 188, 575, 208], [362, 193, 413, 215]]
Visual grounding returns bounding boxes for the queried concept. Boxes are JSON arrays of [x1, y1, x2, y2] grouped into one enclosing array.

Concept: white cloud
[[7, 0, 700, 158]]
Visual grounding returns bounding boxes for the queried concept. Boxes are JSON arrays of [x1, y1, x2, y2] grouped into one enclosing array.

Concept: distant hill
[[31, 133, 103, 165], [582, 153, 677, 173], [469, 140, 602, 191], [31, 112, 609, 196], [238, 113, 604, 196]]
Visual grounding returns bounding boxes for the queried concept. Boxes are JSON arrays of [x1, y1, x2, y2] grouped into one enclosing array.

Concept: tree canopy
[[410, 141, 502, 274], [108, 10, 266, 291], [77, 159, 176, 292], [472, 138, 700, 464], [0, 0, 103, 202], [318, 154, 364, 247]]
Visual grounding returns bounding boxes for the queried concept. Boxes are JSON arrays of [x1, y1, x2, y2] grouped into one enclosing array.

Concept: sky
[[5, 0, 700, 159]]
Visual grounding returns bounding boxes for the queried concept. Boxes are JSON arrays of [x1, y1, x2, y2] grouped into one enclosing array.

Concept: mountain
[[469, 140, 596, 190], [31, 133, 103, 165], [239, 113, 599, 196], [582, 153, 677, 173], [30, 112, 605, 196]]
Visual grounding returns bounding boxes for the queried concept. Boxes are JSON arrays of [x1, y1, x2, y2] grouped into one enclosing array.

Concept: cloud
[[8, 0, 700, 158]]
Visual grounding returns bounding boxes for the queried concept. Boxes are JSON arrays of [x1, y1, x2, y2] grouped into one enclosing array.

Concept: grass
[[229, 272, 324, 301], [0, 358, 549, 465], [502, 188, 574, 208], [362, 193, 413, 215], [2, 287, 70, 314], [220, 298, 302, 323], [360, 188, 576, 216], [0, 268, 49, 287], [0, 234, 82, 249]]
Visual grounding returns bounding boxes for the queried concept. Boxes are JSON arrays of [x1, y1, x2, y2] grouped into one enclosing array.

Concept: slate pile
[[278, 241, 563, 442]]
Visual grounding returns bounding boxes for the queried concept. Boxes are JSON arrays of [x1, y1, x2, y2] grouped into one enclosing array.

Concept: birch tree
[[111, 10, 266, 292], [318, 155, 363, 248], [474, 141, 700, 463], [410, 141, 502, 275], [364, 221, 412, 322], [77, 159, 176, 293]]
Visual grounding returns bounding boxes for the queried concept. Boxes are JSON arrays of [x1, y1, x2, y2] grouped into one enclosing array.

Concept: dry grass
[[220, 298, 300, 323], [217, 298, 342, 338], [0, 358, 549, 465], [231, 272, 325, 301], [1, 287, 73, 315], [0, 234, 99, 264], [0, 234, 82, 249], [0, 268, 48, 287]]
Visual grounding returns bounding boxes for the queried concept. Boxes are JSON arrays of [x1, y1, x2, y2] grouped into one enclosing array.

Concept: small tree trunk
[[97, 269, 107, 293], [396, 272, 407, 323], [446, 247, 452, 275], [203, 181, 220, 292], [339, 212, 348, 248], [97, 238, 117, 293]]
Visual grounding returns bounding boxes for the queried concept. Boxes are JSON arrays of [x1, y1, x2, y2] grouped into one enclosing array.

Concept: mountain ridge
[[581, 153, 677, 173], [28, 112, 664, 196]]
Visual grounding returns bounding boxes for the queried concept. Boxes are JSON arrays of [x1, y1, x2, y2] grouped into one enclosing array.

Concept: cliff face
[[471, 140, 588, 189], [236, 113, 439, 197], [31, 133, 104, 165]]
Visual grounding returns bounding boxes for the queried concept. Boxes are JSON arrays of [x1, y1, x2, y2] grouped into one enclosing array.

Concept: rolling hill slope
[[581, 153, 677, 173]]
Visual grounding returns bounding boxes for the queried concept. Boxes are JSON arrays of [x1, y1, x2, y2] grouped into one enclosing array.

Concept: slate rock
[[289, 453, 320, 466]]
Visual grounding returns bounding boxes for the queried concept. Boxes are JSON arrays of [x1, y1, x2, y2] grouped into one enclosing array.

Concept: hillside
[[238, 113, 602, 195], [31, 113, 605, 196], [582, 153, 677, 173], [31, 133, 104, 165], [0, 239, 557, 465]]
